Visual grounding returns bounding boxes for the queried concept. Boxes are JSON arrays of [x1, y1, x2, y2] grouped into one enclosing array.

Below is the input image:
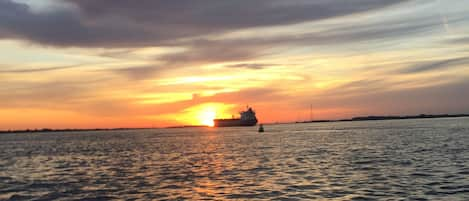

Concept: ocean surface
[[1, 118, 469, 201]]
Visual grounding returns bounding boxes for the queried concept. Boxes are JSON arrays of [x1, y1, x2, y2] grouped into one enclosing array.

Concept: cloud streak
[[0, 64, 85, 73], [224, 63, 279, 70], [400, 57, 469, 74]]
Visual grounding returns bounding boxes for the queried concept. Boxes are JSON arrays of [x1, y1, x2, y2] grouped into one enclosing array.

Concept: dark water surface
[[1, 118, 469, 200]]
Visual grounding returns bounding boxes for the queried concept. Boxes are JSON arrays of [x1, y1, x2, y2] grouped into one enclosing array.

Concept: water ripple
[[1, 118, 469, 200]]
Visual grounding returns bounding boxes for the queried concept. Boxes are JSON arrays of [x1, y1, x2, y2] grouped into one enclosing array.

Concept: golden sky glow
[[1, 0, 469, 129]]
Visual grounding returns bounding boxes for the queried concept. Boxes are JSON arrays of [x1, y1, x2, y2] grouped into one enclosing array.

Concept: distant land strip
[[0, 127, 155, 134], [296, 113, 469, 123], [1, 113, 468, 134]]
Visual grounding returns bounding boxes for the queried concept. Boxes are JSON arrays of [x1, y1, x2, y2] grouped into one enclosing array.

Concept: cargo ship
[[213, 107, 258, 127]]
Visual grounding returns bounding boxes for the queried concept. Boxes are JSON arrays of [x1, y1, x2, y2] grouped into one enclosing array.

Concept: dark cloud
[[399, 57, 469, 74], [113, 66, 161, 80], [0, 0, 161, 47], [334, 79, 388, 94], [0, 0, 91, 46], [158, 41, 263, 65], [255, 14, 467, 48], [71, 0, 406, 29], [0, 64, 83, 74], [447, 36, 469, 44], [224, 63, 279, 70], [310, 79, 396, 102], [0, 0, 408, 47], [108, 46, 269, 80]]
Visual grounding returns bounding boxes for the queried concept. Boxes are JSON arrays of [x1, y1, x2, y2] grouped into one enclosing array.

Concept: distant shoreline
[[1, 113, 468, 134], [296, 113, 469, 124], [0, 127, 155, 134]]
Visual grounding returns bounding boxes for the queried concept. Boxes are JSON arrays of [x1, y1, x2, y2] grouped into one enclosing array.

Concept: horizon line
[[1, 113, 468, 134]]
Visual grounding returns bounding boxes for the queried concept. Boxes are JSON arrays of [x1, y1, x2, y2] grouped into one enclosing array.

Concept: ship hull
[[213, 119, 258, 127]]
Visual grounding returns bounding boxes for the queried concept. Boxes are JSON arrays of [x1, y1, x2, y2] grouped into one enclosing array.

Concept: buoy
[[258, 124, 264, 133]]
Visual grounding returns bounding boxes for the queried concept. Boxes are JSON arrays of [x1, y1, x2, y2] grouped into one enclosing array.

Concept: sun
[[198, 109, 216, 127], [177, 103, 234, 127]]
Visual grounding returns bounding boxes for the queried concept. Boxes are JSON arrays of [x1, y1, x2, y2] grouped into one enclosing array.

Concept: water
[[1, 118, 469, 200]]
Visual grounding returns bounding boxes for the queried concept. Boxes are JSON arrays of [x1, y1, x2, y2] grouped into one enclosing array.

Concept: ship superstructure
[[213, 107, 258, 127]]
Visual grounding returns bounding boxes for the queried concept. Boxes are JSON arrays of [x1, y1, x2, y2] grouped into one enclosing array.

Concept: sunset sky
[[1, 0, 469, 129]]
